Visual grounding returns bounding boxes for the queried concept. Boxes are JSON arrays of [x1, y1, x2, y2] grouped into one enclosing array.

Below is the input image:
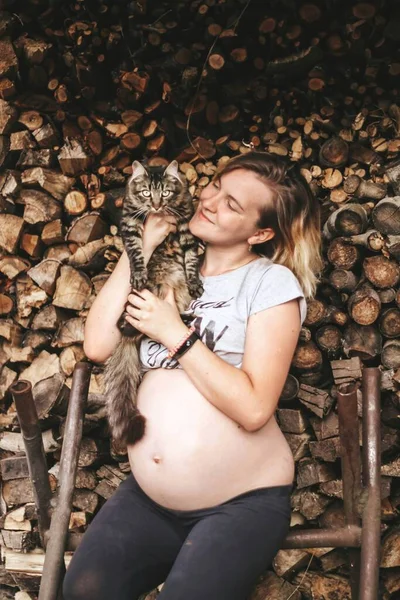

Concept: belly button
[[153, 455, 161, 464]]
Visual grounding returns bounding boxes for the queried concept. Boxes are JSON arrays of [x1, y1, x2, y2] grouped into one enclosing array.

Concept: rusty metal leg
[[359, 367, 381, 600], [337, 380, 363, 600], [10, 380, 52, 547], [38, 362, 92, 600]]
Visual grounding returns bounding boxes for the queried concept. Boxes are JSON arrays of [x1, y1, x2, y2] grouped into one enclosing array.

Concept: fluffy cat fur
[[103, 160, 203, 450]]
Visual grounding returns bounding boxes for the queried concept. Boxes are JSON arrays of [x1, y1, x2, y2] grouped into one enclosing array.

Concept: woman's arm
[[83, 214, 177, 363], [125, 289, 302, 432], [169, 301, 301, 432], [83, 249, 133, 363]]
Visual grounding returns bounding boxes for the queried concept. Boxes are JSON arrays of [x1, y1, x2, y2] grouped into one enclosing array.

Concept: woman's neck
[[200, 246, 260, 277]]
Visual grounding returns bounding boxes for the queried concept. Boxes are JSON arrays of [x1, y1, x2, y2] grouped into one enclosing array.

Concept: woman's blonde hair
[[215, 151, 324, 299]]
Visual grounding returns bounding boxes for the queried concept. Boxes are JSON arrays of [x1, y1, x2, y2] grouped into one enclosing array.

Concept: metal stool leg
[[337, 380, 363, 599], [359, 367, 381, 600], [10, 380, 53, 547]]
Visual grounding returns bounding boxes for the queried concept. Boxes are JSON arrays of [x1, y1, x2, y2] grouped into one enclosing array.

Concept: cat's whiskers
[[130, 208, 151, 220], [165, 206, 182, 219]]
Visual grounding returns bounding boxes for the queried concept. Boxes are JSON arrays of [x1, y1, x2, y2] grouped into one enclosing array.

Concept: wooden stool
[[12, 365, 381, 600], [276, 366, 381, 600]]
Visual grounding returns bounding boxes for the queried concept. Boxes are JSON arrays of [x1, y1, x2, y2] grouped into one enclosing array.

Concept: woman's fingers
[[161, 217, 177, 233], [164, 286, 177, 306], [133, 288, 152, 299], [128, 290, 143, 299], [142, 213, 178, 251], [127, 294, 144, 311], [125, 305, 140, 319], [127, 289, 154, 310], [148, 212, 176, 226]]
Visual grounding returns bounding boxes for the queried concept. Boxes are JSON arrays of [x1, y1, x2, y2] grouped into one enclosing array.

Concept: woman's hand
[[142, 212, 177, 255], [125, 287, 188, 348]]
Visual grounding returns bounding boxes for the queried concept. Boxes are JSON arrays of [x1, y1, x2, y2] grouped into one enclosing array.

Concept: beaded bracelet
[[173, 330, 199, 360], [167, 326, 196, 359]]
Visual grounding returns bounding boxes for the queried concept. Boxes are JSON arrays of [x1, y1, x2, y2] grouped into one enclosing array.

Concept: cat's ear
[[164, 160, 183, 183], [129, 161, 147, 181]]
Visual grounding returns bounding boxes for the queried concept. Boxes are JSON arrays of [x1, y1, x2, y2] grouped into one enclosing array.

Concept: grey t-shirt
[[139, 256, 307, 372]]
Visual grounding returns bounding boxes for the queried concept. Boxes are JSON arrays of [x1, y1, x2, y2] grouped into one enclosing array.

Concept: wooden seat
[[11, 364, 381, 600]]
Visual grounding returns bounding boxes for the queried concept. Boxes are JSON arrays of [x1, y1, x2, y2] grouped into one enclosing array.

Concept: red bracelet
[[167, 326, 196, 359]]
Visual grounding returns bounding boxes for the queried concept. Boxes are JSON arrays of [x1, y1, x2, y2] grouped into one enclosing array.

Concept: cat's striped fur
[[103, 160, 203, 450]]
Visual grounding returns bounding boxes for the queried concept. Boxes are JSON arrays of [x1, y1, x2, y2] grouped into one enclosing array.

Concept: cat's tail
[[103, 336, 146, 450]]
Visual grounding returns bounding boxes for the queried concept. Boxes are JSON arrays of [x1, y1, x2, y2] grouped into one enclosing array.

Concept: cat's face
[[125, 160, 186, 213]]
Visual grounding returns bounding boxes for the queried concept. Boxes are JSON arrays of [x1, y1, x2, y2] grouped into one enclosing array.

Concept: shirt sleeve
[[249, 264, 307, 326]]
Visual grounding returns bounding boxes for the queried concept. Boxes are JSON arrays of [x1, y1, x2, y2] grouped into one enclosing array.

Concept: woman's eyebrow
[[218, 178, 244, 210], [226, 193, 244, 211]]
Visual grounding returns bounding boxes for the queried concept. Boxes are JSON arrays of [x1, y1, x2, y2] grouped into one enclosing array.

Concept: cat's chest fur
[[156, 234, 183, 258], [147, 232, 186, 286]]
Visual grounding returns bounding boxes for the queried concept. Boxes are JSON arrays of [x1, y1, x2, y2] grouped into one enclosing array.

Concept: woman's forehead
[[221, 169, 273, 208]]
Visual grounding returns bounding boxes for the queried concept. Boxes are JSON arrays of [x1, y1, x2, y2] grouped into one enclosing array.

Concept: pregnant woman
[[63, 151, 323, 600]]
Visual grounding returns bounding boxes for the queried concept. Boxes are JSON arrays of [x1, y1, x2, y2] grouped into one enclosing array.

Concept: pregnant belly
[[127, 369, 295, 510]]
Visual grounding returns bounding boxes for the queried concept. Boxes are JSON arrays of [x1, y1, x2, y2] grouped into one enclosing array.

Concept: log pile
[[0, 0, 400, 598]]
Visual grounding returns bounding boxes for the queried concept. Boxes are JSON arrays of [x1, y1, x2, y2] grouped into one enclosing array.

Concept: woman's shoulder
[[246, 256, 299, 283], [246, 257, 307, 325], [247, 256, 301, 282]]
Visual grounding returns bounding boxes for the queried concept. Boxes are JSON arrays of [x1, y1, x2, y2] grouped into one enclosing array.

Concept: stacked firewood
[[0, 0, 400, 598]]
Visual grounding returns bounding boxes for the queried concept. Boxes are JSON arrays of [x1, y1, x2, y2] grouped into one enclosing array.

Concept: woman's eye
[[227, 200, 236, 211], [162, 190, 172, 197], [141, 190, 151, 197]]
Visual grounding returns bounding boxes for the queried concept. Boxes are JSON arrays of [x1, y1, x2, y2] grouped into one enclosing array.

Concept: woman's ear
[[248, 228, 275, 246]]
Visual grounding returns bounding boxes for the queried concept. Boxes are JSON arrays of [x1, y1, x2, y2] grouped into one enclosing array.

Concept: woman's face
[[189, 168, 275, 247]]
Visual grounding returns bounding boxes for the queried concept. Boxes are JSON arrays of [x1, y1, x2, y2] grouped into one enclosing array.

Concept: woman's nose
[[201, 186, 220, 211]]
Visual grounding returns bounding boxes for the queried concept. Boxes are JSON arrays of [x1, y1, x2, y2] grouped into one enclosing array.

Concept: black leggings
[[63, 472, 292, 600]]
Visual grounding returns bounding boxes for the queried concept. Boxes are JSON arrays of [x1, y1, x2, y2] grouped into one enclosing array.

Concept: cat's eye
[[141, 190, 151, 197], [161, 190, 172, 197]]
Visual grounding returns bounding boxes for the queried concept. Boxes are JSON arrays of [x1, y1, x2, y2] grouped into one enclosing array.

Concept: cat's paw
[[118, 313, 138, 337], [188, 279, 204, 298], [130, 272, 148, 292]]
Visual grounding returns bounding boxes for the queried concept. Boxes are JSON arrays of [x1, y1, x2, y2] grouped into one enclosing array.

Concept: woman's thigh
[[63, 474, 186, 600], [158, 488, 291, 600]]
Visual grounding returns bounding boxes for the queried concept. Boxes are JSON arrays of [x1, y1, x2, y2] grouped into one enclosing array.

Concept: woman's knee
[[63, 561, 122, 600], [62, 541, 112, 600], [63, 562, 158, 600], [62, 568, 93, 600]]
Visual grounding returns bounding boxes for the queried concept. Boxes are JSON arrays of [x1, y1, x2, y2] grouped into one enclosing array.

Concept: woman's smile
[[199, 209, 213, 223]]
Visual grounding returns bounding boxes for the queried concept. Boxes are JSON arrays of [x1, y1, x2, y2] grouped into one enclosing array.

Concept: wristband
[[174, 330, 200, 360], [167, 326, 195, 359]]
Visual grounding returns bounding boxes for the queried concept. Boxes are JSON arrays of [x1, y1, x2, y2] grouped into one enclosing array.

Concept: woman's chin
[[189, 215, 218, 244], [190, 228, 210, 244], [189, 219, 204, 238]]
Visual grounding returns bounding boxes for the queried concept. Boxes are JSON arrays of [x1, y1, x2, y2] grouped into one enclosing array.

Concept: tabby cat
[[103, 160, 203, 450]]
